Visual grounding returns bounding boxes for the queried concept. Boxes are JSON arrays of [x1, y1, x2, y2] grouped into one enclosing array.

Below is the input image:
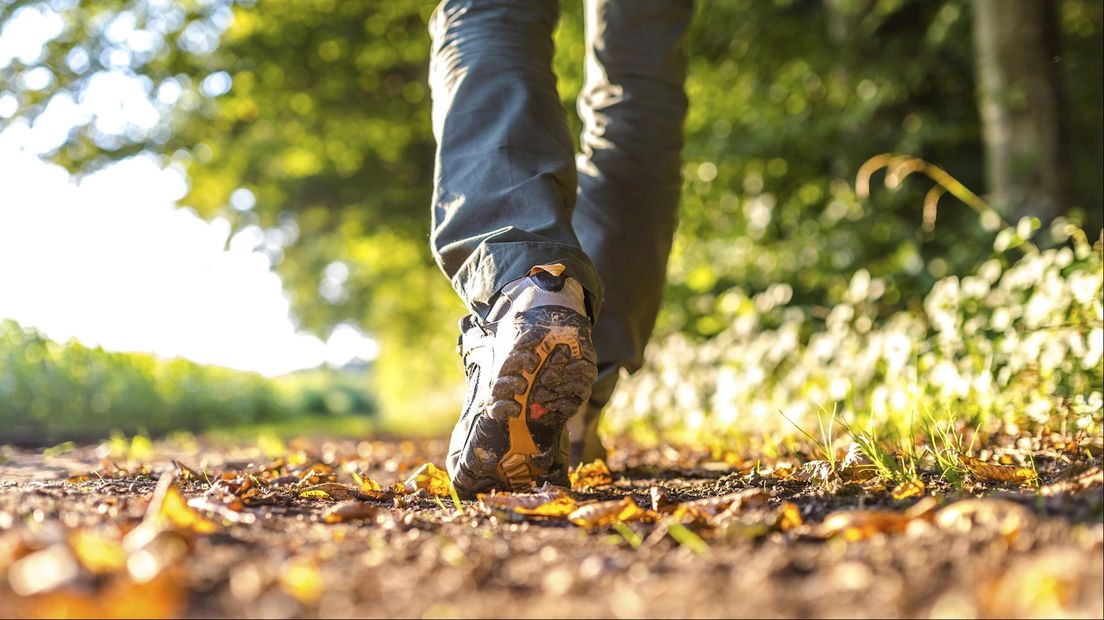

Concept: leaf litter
[[0, 435, 1100, 618]]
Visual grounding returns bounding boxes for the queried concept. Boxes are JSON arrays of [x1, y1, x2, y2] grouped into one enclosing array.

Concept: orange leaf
[[778, 501, 803, 532], [568, 497, 649, 528], [891, 479, 925, 500], [148, 474, 217, 535], [818, 509, 911, 541], [402, 463, 452, 496], [569, 459, 613, 491]]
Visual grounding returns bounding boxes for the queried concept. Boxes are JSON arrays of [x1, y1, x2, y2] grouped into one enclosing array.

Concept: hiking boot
[[447, 264, 598, 496]]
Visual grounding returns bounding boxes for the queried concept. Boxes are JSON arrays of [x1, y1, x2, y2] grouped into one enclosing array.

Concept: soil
[[0, 437, 1101, 619]]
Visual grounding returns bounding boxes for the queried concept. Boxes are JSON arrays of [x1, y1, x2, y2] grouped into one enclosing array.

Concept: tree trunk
[[972, 0, 1065, 224]]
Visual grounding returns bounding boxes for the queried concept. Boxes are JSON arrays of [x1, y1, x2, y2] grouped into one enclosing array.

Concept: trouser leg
[[428, 0, 604, 321], [574, 0, 692, 410]]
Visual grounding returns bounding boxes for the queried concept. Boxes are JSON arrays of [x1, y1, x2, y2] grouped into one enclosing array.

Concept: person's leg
[[429, 0, 602, 494], [569, 0, 693, 461], [429, 0, 604, 320]]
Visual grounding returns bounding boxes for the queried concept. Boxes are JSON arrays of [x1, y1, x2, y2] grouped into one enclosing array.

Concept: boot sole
[[453, 306, 597, 494]]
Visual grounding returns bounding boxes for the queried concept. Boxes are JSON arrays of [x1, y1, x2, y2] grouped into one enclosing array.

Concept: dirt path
[[1, 438, 1101, 618]]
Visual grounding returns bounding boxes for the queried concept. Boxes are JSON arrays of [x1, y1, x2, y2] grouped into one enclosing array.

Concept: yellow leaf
[[279, 558, 324, 604], [298, 483, 358, 501], [891, 479, 926, 500], [778, 501, 803, 532], [568, 498, 649, 528], [515, 497, 578, 517], [960, 455, 1037, 484], [569, 459, 613, 491], [402, 463, 452, 496], [67, 530, 126, 575], [479, 485, 577, 518], [352, 472, 388, 498], [148, 474, 217, 534]]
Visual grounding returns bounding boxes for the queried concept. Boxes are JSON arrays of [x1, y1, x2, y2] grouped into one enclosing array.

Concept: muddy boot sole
[[452, 306, 597, 495]]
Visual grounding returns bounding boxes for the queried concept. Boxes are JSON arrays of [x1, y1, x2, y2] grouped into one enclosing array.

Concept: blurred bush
[[607, 218, 1104, 443], [0, 320, 376, 443]]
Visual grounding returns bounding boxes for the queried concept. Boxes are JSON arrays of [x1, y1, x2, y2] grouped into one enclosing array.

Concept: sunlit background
[[0, 4, 377, 376], [0, 0, 1100, 443]]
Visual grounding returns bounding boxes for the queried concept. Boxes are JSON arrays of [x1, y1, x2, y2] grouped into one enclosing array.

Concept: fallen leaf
[[569, 459, 613, 491], [67, 530, 126, 574], [778, 501, 803, 532], [669, 488, 769, 523], [1039, 466, 1103, 496], [402, 463, 452, 497], [323, 501, 379, 523], [13, 570, 184, 619], [793, 460, 835, 483], [147, 474, 217, 535], [818, 509, 911, 541], [935, 498, 1034, 543], [279, 557, 324, 604], [351, 472, 389, 499], [569, 498, 649, 528], [891, 479, 926, 500], [961, 455, 1037, 484], [172, 460, 204, 482], [479, 485, 578, 519], [292, 482, 347, 500]]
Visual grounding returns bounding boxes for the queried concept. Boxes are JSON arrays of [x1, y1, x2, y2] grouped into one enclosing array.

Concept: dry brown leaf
[[818, 509, 912, 541], [569, 459, 613, 491], [298, 482, 360, 501], [323, 501, 379, 524], [961, 455, 1037, 484], [891, 479, 926, 500], [479, 485, 578, 519], [402, 463, 452, 496], [935, 498, 1035, 543], [838, 442, 874, 478], [172, 460, 204, 482], [1039, 466, 1103, 496], [669, 488, 769, 523], [569, 498, 649, 528]]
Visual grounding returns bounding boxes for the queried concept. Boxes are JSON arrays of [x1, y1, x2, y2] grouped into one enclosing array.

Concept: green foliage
[[605, 218, 1104, 446], [0, 320, 376, 442], [2, 0, 1101, 423]]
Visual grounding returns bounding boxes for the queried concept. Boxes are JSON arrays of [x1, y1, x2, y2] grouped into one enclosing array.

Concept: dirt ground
[[0, 436, 1101, 619]]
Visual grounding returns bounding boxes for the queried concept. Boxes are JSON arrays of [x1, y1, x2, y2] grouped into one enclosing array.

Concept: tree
[[972, 0, 1066, 224]]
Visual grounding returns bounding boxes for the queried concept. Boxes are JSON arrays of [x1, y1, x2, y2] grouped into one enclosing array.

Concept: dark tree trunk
[[973, 0, 1066, 224]]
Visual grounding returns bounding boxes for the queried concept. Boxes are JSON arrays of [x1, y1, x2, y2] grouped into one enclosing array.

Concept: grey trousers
[[428, 0, 691, 410]]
